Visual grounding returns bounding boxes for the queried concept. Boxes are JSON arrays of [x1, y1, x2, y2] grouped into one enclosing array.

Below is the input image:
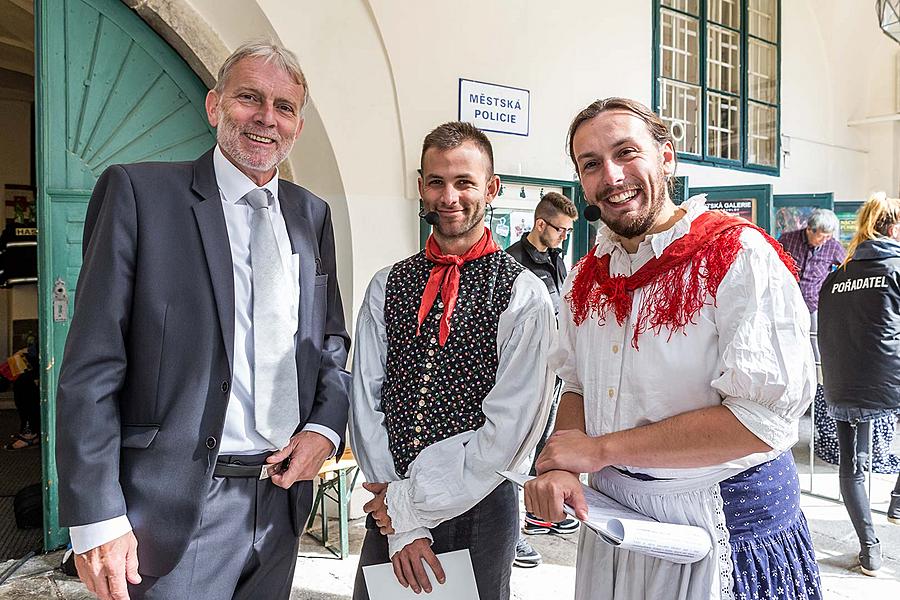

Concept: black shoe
[[888, 492, 900, 525], [859, 542, 882, 577], [523, 512, 579, 535], [513, 537, 541, 568]]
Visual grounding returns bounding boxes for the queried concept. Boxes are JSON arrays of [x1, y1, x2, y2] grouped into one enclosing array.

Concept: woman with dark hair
[[819, 192, 900, 577]]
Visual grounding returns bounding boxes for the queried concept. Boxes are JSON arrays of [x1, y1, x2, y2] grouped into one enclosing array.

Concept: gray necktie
[[245, 188, 299, 448]]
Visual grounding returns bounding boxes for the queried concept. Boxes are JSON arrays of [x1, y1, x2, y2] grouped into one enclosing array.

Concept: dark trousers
[[836, 420, 878, 547], [353, 480, 518, 600], [129, 453, 301, 600]]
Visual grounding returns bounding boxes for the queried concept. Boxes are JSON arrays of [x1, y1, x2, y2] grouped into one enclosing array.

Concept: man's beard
[[435, 205, 486, 240], [216, 109, 293, 173], [596, 165, 667, 239]]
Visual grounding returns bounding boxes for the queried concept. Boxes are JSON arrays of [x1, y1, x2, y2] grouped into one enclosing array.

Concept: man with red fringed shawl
[[524, 98, 823, 600], [349, 121, 554, 600]]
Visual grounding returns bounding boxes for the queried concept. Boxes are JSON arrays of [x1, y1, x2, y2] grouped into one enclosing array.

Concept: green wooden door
[[36, 0, 215, 550]]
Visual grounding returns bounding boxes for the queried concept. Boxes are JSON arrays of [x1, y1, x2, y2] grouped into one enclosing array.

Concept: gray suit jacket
[[56, 149, 351, 576]]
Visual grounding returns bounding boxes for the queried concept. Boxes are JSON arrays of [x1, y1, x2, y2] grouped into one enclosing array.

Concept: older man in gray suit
[[55, 41, 350, 600]]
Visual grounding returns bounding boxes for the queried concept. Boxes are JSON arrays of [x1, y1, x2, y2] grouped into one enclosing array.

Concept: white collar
[[213, 145, 280, 206], [594, 194, 709, 259]]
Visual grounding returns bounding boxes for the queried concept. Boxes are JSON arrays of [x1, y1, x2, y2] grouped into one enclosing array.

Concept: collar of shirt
[[213, 145, 281, 209], [594, 194, 709, 263]]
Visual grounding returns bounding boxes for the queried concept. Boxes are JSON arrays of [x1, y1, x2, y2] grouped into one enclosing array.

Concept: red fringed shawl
[[565, 211, 798, 348]]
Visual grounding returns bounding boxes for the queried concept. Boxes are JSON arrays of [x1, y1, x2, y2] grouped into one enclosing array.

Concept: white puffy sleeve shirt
[[350, 265, 555, 557], [549, 196, 816, 481]]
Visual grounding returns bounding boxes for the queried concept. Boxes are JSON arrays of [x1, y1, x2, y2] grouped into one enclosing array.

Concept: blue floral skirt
[[720, 453, 822, 600]]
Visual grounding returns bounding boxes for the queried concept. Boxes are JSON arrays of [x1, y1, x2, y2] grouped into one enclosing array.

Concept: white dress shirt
[[550, 194, 817, 482], [69, 146, 338, 553], [350, 265, 555, 558]]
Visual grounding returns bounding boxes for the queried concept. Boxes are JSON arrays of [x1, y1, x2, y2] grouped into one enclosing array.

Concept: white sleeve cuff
[[384, 479, 422, 533], [387, 528, 433, 559], [722, 396, 799, 452], [69, 515, 133, 554], [301, 424, 340, 459]]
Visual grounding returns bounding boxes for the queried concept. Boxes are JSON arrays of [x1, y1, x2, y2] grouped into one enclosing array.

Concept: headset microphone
[[583, 204, 602, 222], [418, 208, 440, 226]]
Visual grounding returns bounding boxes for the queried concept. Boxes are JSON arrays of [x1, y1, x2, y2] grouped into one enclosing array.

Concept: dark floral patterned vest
[[382, 250, 524, 476]]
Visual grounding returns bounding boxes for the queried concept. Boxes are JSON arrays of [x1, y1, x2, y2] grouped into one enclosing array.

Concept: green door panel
[[37, 0, 216, 550]]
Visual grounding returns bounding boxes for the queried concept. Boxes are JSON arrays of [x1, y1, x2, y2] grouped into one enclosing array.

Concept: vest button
[[205, 436, 217, 449], [418, 399, 426, 407], [416, 413, 424, 420], [413, 438, 421, 446], [419, 387, 428, 395], [221, 381, 229, 393]]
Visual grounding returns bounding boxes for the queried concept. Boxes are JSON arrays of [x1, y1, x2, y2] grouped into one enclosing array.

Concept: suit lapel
[[279, 182, 317, 338], [191, 150, 235, 373]]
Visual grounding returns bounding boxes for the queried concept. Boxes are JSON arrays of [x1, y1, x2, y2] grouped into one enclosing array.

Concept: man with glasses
[[507, 192, 577, 314], [506, 192, 579, 568]]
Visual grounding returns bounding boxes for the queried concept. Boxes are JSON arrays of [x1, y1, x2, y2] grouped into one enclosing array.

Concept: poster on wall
[[772, 206, 816, 239], [834, 202, 862, 249], [706, 199, 755, 223], [3, 184, 35, 225]]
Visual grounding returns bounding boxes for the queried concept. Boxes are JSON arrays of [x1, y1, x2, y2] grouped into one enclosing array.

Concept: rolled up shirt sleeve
[[384, 271, 555, 541], [712, 229, 817, 451]]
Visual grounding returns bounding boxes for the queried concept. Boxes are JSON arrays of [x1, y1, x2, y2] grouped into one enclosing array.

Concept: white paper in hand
[[361, 548, 480, 600]]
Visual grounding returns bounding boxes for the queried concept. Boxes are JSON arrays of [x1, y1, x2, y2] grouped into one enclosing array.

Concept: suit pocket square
[[121, 424, 160, 449]]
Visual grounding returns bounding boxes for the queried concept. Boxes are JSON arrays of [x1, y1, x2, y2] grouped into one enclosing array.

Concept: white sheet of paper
[[362, 548, 480, 600]]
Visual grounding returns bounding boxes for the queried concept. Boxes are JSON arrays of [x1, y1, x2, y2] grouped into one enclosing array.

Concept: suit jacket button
[[206, 436, 217, 449], [221, 381, 229, 393]]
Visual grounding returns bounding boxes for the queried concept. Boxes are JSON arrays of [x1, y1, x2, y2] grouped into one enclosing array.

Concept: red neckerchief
[[566, 211, 798, 348], [418, 227, 501, 346]]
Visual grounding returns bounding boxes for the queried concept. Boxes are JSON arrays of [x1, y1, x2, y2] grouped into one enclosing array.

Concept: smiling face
[[205, 57, 306, 185], [572, 110, 676, 241], [418, 141, 500, 252]]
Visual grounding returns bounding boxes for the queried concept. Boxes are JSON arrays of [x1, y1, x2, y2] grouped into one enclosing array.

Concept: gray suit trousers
[[128, 453, 301, 600]]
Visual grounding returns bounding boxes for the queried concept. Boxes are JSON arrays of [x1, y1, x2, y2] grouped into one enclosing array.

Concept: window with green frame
[[653, 0, 780, 173]]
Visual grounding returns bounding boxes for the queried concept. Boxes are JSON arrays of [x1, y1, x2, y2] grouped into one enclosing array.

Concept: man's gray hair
[[214, 40, 310, 114], [806, 208, 840, 234]]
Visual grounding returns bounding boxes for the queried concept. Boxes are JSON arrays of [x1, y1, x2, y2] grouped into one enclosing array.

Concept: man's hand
[[362, 482, 394, 534], [267, 430, 335, 488], [391, 538, 446, 594], [536, 429, 604, 475], [524, 470, 588, 524], [75, 531, 141, 600]]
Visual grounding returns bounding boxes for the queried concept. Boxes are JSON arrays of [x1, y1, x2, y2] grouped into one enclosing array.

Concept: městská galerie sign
[[458, 79, 530, 136]]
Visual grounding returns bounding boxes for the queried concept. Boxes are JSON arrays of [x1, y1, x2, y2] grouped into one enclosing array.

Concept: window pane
[[748, 38, 777, 104], [659, 79, 701, 155], [748, 102, 777, 166], [707, 25, 740, 94], [661, 0, 700, 16], [707, 92, 740, 161], [708, 0, 741, 30], [660, 9, 700, 84], [749, 0, 778, 42]]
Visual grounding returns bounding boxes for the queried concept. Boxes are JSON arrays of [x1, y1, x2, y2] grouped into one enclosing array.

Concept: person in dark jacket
[[819, 192, 900, 577], [506, 192, 576, 315], [506, 192, 578, 567]]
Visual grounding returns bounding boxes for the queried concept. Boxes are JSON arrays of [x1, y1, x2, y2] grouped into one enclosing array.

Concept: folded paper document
[[500, 471, 711, 564]]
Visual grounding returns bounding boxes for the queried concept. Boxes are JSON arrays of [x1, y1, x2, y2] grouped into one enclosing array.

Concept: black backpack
[[13, 483, 42, 529]]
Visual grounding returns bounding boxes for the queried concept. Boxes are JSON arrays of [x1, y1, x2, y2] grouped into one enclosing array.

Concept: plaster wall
[[173, 0, 900, 318]]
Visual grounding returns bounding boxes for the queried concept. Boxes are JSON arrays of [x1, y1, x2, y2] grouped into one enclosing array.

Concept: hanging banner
[[459, 79, 530, 136]]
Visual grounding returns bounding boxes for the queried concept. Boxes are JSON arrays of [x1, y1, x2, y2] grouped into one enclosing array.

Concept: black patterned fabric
[[382, 250, 524, 476]]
